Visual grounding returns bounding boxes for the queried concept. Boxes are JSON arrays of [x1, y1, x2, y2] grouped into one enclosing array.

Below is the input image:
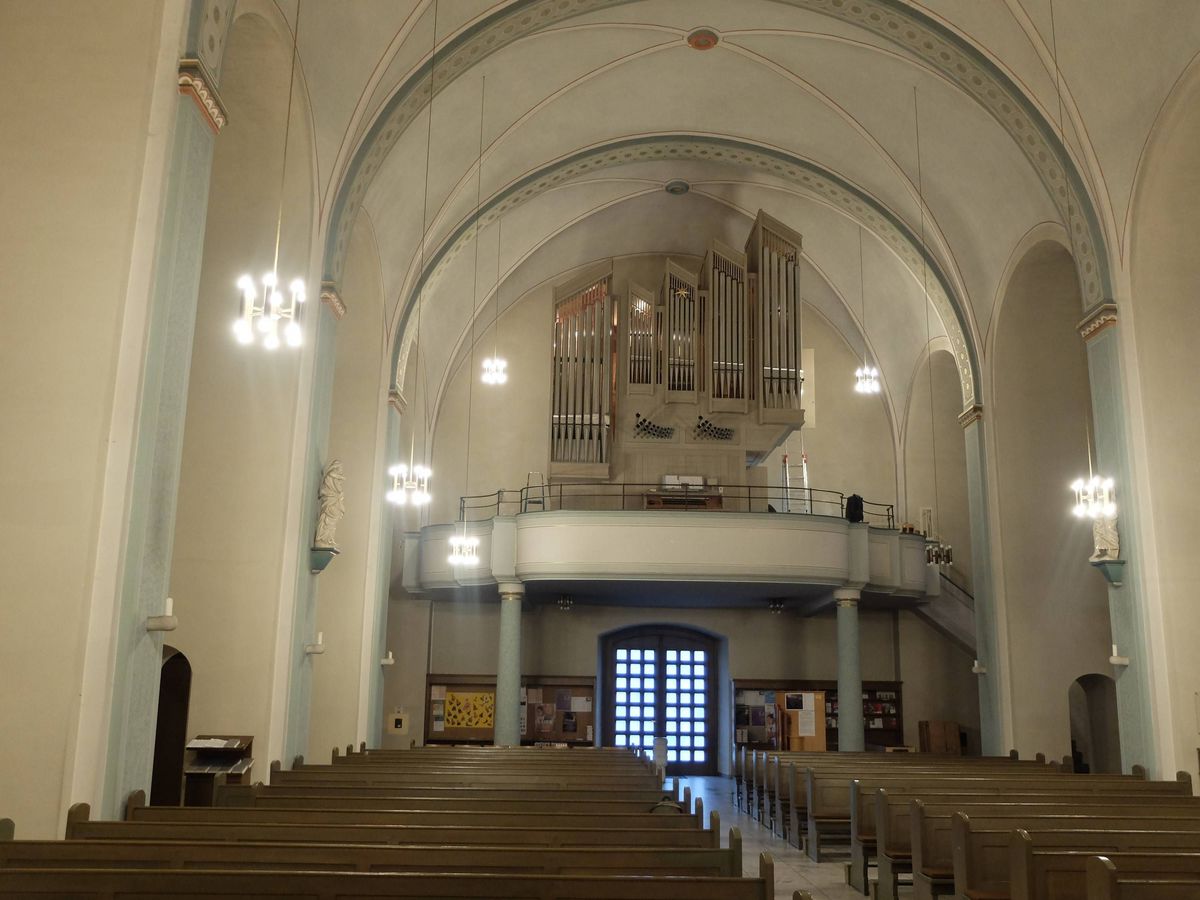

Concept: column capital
[[1078, 302, 1118, 342], [387, 388, 407, 414], [958, 404, 984, 429], [497, 582, 525, 599], [320, 281, 347, 320], [834, 587, 861, 606], [178, 59, 227, 134]]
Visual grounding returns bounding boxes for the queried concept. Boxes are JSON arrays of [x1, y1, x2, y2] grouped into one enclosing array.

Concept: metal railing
[[457, 482, 895, 528]]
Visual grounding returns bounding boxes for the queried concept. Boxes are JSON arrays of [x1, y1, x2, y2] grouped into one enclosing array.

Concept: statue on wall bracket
[[311, 459, 345, 573]]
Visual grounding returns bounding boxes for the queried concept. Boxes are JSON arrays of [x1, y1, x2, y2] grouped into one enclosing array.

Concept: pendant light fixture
[[480, 217, 507, 385], [450, 73, 488, 568], [387, 0, 440, 510], [234, 0, 306, 349], [853, 226, 881, 394], [912, 88, 952, 568]]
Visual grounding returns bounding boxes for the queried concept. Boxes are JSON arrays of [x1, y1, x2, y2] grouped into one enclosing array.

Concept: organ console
[[549, 210, 806, 481]]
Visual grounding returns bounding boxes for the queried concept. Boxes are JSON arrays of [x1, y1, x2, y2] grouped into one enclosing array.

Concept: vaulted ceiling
[[219, 0, 1200, 422]]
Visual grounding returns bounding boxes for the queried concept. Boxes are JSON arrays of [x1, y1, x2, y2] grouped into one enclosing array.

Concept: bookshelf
[[733, 679, 903, 751]]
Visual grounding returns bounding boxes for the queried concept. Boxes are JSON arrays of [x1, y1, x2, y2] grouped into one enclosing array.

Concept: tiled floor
[[680, 776, 871, 900]]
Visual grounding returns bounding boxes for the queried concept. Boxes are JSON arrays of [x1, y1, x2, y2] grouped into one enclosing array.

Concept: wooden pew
[[953, 812, 1200, 900], [1085, 855, 1200, 900], [0, 831, 746, 876], [222, 781, 681, 805], [268, 769, 662, 789], [860, 776, 1193, 896], [65, 802, 724, 849], [0, 855, 776, 899], [1010, 831, 1200, 900], [874, 790, 1200, 900]]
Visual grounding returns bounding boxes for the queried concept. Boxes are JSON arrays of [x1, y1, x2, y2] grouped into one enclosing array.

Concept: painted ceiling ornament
[[314, 459, 346, 550], [686, 28, 719, 51]]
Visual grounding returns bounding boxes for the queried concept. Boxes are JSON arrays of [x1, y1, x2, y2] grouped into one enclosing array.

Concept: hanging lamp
[[912, 88, 952, 568], [386, 0, 441, 509], [233, 0, 306, 349], [450, 73, 489, 567], [853, 226, 881, 394]]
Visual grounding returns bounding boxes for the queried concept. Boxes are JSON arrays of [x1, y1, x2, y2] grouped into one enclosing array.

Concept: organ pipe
[[551, 278, 613, 463]]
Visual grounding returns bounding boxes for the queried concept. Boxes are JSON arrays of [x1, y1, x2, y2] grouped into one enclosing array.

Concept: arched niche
[[150, 647, 192, 806], [1068, 673, 1120, 774], [169, 5, 318, 760], [1127, 53, 1200, 783], [991, 238, 1112, 760]]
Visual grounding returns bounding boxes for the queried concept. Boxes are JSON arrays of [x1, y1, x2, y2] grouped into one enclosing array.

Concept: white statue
[[314, 459, 345, 550], [1091, 514, 1119, 562]]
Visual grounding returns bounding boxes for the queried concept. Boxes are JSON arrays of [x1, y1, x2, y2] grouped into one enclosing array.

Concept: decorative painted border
[[1077, 302, 1117, 342], [388, 133, 979, 407], [320, 0, 1111, 315], [177, 59, 227, 133]]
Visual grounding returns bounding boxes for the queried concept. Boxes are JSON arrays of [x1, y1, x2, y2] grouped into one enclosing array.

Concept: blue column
[[835, 589, 864, 752], [103, 62, 222, 817], [494, 585, 524, 746], [1081, 306, 1157, 774], [960, 407, 1006, 755]]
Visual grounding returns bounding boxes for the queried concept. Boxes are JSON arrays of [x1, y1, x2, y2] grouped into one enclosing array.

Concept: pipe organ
[[551, 275, 615, 467], [548, 210, 805, 479]]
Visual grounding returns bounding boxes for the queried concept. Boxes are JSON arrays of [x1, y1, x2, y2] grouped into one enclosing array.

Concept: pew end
[[269, 759, 281, 782], [729, 827, 743, 876], [1132, 763, 1147, 779], [64, 802, 90, 838], [0, 818, 13, 841], [1086, 856, 1119, 900], [1178, 770, 1194, 794], [710, 810, 721, 846], [331, 746, 339, 761], [793, 893, 815, 900], [123, 789, 147, 821], [291, 755, 304, 768], [759, 851, 775, 895], [360, 741, 367, 752], [683, 785, 691, 814]]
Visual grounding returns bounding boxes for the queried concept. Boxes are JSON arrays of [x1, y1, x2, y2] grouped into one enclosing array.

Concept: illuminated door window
[[603, 627, 717, 775]]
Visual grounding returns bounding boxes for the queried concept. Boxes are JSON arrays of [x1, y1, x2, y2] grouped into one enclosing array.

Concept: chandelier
[[386, 460, 431, 506], [481, 355, 507, 385], [926, 540, 953, 567], [235, 274, 305, 348], [448, 532, 479, 566], [233, 0, 305, 350], [854, 365, 881, 394], [1071, 475, 1115, 519]]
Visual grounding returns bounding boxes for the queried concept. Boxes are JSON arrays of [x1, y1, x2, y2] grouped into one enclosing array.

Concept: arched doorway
[[150, 646, 192, 806], [1068, 674, 1120, 774], [601, 625, 718, 775]]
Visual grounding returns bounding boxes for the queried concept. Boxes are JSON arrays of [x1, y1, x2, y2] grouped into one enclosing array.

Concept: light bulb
[[263, 332, 280, 350], [262, 271, 277, 288], [285, 321, 302, 347], [233, 319, 253, 344], [237, 274, 255, 293], [388, 464, 405, 477], [385, 489, 405, 505]]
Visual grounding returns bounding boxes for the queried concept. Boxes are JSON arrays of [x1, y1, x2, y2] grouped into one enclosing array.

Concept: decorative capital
[[320, 282, 346, 320], [387, 388, 407, 414], [1078, 302, 1118, 342], [958, 404, 984, 428], [833, 587, 861, 606], [177, 59, 226, 133]]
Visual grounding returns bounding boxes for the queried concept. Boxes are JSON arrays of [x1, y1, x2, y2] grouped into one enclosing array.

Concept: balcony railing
[[457, 482, 895, 529]]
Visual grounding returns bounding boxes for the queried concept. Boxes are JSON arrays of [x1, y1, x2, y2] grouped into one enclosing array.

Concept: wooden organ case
[[548, 211, 805, 486]]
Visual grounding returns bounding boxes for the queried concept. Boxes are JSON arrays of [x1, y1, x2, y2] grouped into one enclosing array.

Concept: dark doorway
[[150, 646, 192, 806], [601, 625, 718, 775]]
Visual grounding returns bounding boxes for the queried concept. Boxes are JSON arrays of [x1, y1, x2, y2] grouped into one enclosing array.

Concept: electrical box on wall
[[387, 709, 409, 735]]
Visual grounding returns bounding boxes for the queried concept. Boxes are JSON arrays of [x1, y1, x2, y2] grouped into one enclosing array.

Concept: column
[[835, 588, 865, 752], [1080, 304, 1157, 774], [494, 584, 525, 747], [959, 405, 1008, 755]]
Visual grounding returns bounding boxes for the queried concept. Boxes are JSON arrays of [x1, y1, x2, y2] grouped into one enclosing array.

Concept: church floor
[[679, 776, 872, 900]]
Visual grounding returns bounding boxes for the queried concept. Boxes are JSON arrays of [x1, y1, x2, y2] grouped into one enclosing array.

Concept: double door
[[602, 626, 717, 775]]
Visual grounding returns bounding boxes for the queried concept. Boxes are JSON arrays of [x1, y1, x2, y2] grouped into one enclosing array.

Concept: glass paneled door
[[601, 626, 718, 775]]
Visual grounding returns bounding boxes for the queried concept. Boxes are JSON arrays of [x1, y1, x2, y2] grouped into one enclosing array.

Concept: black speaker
[[845, 494, 864, 523]]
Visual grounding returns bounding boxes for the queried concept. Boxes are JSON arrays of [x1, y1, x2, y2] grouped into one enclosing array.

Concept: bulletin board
[[425, 674, 595, 745]]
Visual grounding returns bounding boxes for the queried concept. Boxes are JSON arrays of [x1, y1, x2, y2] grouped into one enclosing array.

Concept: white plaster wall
[[992, 240, 1112, 762], [309, 211, 388, 757], [168, 11, 314, 771], [905, 349, 973, 586], [380, 596, 978, 752], [0, 1, 171, 839], [764, 304, 898, 516], [1127, 61, 1200, 786]]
